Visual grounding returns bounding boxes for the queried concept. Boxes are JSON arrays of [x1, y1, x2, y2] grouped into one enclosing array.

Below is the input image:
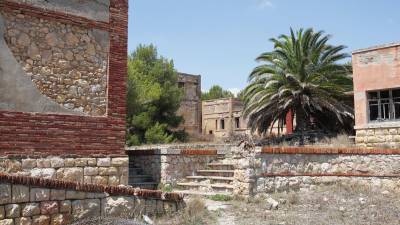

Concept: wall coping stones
[[126, 143, 233, 155], [261, 146, 400, 155], [260, 172, 400, 178], [0, 173, 183, 202]]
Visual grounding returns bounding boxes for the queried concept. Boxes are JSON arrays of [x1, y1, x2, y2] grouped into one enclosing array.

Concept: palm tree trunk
[[295, 107, 310, 146]]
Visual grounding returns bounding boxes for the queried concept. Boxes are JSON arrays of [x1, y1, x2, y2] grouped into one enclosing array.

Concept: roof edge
[[352, 42, 400, 54]]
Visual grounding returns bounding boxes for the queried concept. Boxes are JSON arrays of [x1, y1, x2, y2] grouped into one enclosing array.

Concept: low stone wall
[[356, 127, 400, 148], [230, 145, 400, 196], [0, 156, 128, 186], [0, 173, 183, 224], [127, 144, 230, 185]]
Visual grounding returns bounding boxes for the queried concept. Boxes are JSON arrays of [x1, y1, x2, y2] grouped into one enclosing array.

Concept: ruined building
[[353, 42, 400, 147], [177, 73, 202, 136], [202, 98, 249, 139]]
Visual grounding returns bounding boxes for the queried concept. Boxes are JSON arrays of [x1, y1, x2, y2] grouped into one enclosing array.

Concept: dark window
[[178, 82, 184, 88], [235, 117, 240, 129], [367, 88, 400, 122], [209, 130, 213, 135], [215, 120, 218, 130], [220, 119, 225, 130]]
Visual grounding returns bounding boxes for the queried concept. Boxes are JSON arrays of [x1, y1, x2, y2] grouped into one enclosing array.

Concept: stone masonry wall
[[230, 145, 400, 196], [2, 10, 108, 116], [356, 127, 400, 148], [127, 144, 230, 185], [0, 0, 127, 155], [0, 173, 183, 224], [0, 156, 129, 186]]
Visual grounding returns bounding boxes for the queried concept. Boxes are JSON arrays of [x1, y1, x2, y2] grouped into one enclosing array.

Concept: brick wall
[[0, 0, 127, 156]]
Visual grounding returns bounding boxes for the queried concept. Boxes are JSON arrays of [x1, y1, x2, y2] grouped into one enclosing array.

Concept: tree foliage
[[126, 44, 185, 146], [202, 85, 234, 100], [243, 28, 354, 135]]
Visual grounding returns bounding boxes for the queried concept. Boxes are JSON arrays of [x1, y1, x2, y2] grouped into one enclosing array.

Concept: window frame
[[367, 88, 400, 122]]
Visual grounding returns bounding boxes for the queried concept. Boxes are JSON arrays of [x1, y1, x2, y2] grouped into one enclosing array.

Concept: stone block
[[50, 214, 72, 225], [74, 158, 88, 167], [99, 167, 118, 176], [108, 176, 120, 186], [37, 159, 51, 168], [40, 201, 59, 215], [97, 158, 111, 167], [64, 159, 75, 167], [0, 206, 4, 219], [15, 217, 32, 225], [5, 204, 20, 218], [120, 174, 128, 185], [356, 129, 366, 137], [145, 199, 157, 215], [50, 158, 64, 168], [30, 168, 56, 179], [12, 185, 30, 203], [65, 191, 85, 200], [59, 201, 71, 214], [87, 158, 97, 166], [101, 196, 135, 218], [50, 190, 65, 201], [0, 184, 11, 204], [92, 176, 108, 185], [72, 199, 101, 220], [30, 188, 50, 202], [0, 159, 22, 173], [21, 159, 37, 169], [84, 167, 98, 176], [21, 203, 40, 217], [0, 219, 14, 225], [32, 215, 50, 225], [85, 192, 107, 199], [111, 157, 128, 167], [84, 176, 92, 184], [56, 168, 83, 183]]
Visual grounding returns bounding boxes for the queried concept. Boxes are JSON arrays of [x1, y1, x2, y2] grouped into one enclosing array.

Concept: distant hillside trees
[[126, 44, 187, 146], [201, 85, 234, 100]]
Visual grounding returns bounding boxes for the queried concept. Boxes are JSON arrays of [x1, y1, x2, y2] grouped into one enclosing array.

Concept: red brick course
[[261, 146, 400, 155], [0, 0, 128, 156], [261, 172, 400, 178]]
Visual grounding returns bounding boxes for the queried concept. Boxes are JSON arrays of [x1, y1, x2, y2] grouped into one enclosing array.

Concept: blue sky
[[128, 0, 400, 94]]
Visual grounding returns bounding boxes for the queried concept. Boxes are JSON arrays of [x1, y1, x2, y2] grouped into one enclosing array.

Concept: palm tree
[[243, 28, 354, 135]]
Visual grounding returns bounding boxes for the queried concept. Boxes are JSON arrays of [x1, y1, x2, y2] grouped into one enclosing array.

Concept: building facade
[[353, 43, 400, 147], [202, 98, 249, 139], [176, 73, 202, 136]]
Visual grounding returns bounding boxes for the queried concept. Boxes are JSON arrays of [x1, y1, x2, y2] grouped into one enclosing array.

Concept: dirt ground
[[156, 183, 400, 225]]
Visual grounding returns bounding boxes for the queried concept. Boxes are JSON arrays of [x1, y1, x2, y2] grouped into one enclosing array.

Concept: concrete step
[[196, 169, 234, 177], [173, 190, 233, 197], [207, 163, 235, 170], [186, 176, 234, 184], [130, 182, 158, 190], [177, 182, 234, 192]]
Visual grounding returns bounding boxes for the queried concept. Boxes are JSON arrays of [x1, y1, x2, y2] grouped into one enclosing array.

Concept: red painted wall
[[0, 0, 128, 156]]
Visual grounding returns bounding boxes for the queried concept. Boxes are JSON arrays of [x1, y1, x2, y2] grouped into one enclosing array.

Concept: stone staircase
[[128, 160, 158, 190], [175, 162, 235, 196]]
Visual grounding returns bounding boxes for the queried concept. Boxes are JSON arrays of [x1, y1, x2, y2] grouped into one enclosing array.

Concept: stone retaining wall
[[0, 156, 129, 186], [127, 144, 231, 185], [230, 145, 400, 196], [0, 173, 183, 224], [356, 127, 400, 148]]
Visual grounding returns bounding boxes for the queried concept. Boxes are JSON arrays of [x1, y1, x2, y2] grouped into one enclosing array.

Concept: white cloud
[[257, 0, 274, 9]]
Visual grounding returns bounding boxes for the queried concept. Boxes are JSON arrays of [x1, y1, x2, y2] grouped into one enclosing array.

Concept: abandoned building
[[202, 98, 250, 139], [353, 42, 400, 147], [176, 73, 202, 136]]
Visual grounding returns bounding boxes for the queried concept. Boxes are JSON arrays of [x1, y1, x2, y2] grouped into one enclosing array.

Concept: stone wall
[[0, 0, 127, 155], [0, 156, 129, 186], [127, 144, 230, 185], [356, 127, 400, 148], [0, 173, 183, 224], [2, 10, 109, 116], [176, 73, 202, 137], [230, 145, 400, 196]]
